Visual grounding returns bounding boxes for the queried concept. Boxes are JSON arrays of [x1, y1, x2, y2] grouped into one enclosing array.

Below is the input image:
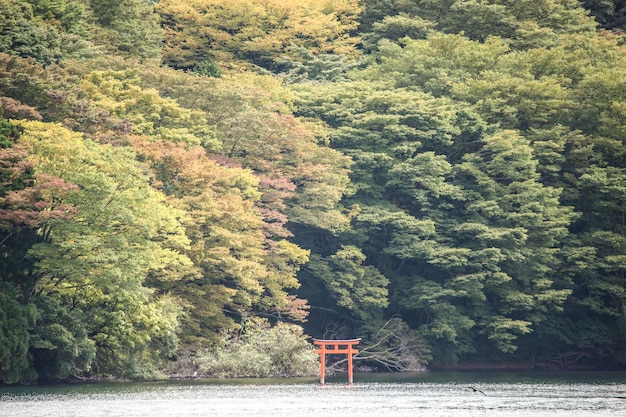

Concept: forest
[[1, 0, 626, 384]]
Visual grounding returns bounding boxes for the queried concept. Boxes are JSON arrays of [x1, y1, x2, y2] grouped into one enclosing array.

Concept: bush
[[198, 321, 318, 378]]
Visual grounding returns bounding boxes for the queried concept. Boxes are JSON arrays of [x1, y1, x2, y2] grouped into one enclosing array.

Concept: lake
[[1, 371, 625, 416]]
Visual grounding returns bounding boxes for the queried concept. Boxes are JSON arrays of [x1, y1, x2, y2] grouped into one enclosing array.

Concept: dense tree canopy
[[158, 0, 362, 72], [2, 0, 626, 383]]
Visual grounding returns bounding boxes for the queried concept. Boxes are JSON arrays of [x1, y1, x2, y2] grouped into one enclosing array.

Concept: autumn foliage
[[2, 0, 626, 383]]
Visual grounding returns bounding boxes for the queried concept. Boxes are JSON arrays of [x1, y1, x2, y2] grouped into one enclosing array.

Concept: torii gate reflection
[[313, 338, 361, 385]]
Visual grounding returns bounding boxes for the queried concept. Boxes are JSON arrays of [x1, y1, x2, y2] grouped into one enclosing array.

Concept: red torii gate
[[313, 338, 361, 385]]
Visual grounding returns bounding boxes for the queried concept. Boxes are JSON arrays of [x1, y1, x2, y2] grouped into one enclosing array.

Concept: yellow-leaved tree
[[157, 0, 362, 71]]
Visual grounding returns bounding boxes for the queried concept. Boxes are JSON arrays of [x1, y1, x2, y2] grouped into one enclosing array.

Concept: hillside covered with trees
[[1, 0, 626, 384]]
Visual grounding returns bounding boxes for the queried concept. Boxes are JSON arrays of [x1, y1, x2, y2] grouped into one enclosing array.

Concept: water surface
[[2, 371, 625, 416]]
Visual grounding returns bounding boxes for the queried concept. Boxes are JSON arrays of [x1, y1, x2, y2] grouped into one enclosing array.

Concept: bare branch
[[322, 317, 430, 374]]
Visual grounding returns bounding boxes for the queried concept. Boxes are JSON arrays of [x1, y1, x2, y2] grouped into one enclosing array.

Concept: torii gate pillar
[[313, 339, 361, 385]]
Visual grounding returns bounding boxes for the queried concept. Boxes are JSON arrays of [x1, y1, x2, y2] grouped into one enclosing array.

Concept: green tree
[[0, 285, 33, 384], [357, 0, 425, 34], [450, 131, 575, 353], [16, 120, 189, 377], [0, 0, 95, 65], [360, 13, 435, 52], [373, 0, 597, 49], [29, 296, 95, 382], [86, 0, 163, 60], [275, 45, 362, 84], [0, 53, 51, 114], [563, 166, 626, 364], [365, 33, 510, 97], [292, 68, 575, 362], [307, 246, 389, 321], [0, 117, 78, 300]]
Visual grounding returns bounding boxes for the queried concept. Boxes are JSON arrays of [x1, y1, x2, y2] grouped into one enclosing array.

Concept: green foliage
[[86, 293, 181, 379], [0, 115, 21, 149], [361, 13, 435, 51], [0, 0, 96, 65], [308, 246, 389, 321], [28, 0, 86, 34], [0, 284, 34, 384], [396, 0, 597, 49], [199, 321, 317, 377], [1, 0, 626, 382], [14, 120, 187, 377], [486, 317, 532, 353], [0, 53, 53, 114], [86, 0, 163, 59], [441, 1, 517, 41], [357, 0, 424, 33], [138, 67, 353, 234], [192, 60, 222, 78], [276, 46, 361, 84], [0, 119, 80, 310], [29, 296, 95, 381], [292, 35, 579, 362]]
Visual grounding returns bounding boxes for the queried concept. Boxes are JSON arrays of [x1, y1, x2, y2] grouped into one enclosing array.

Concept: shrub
[[199, 321, 318, 378]]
